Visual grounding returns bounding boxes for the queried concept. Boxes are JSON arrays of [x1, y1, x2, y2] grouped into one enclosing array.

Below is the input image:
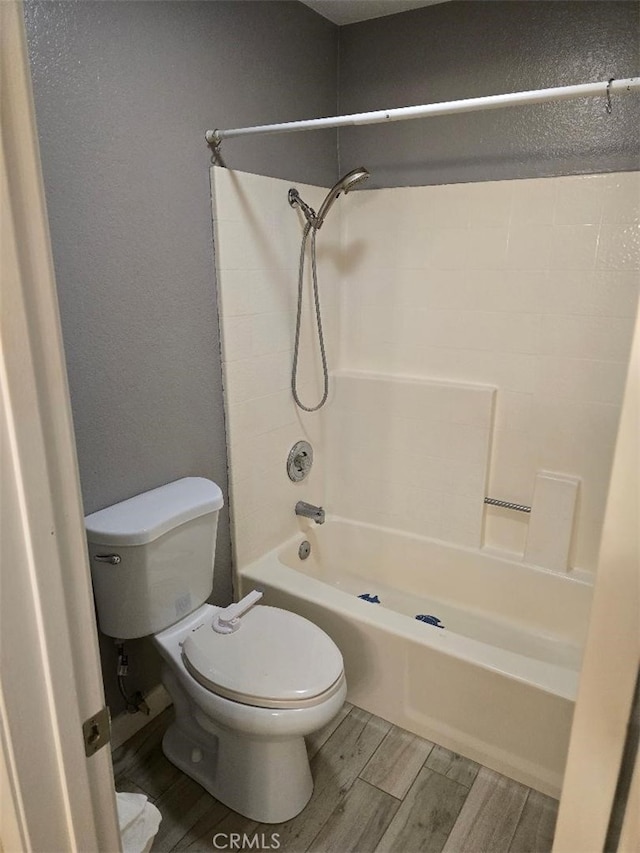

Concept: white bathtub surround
[[240, 520, 593, 797], [211, 166, 342, 567], [525, 472, 580, 572], [343, 171, 639, 569], [213, 166, 638, 573], [328, 371, 495, 547]]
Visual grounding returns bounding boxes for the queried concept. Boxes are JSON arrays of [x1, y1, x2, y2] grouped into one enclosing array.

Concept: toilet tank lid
[[85, 477, 224, 546]]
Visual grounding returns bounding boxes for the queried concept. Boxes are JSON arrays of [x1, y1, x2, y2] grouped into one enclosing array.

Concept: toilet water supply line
[[115, 642, 151, 715], [211, 589, 263, 634]]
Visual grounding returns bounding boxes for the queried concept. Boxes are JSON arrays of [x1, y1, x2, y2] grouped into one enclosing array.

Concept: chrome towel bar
[[484, 497, 531, 514]]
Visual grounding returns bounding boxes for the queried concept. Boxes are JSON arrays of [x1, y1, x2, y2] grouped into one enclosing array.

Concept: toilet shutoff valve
[[117, 652, 129, 677], [211, 589, 263, 634]]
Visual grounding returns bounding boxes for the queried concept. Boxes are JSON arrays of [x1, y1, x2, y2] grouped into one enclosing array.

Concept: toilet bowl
[[84, 478, 347, 823], [153, 603, 346, 822]]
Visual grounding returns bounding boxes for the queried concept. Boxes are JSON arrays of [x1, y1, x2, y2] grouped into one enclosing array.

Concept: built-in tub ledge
[[480, 544, 594, 586]]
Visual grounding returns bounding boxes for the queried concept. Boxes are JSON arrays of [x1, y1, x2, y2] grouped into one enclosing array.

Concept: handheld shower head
[[288, 166, 370, 413], [288, 167, 369, 230], [315, 167, 369, 228]]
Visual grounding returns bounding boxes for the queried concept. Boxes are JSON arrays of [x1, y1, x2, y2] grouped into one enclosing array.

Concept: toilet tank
[[85, 477, 224, 639]]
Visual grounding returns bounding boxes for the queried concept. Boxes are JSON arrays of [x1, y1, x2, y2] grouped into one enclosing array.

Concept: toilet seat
[[181, 604, 344, 709]]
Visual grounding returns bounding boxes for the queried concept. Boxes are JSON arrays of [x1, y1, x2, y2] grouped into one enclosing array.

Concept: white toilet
[[85, 477, 347, 823]]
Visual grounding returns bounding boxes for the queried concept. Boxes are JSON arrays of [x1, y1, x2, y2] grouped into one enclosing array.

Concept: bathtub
[[239, 518, 594, 797]]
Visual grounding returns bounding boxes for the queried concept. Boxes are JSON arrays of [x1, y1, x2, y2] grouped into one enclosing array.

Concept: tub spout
[[295, 501, 325, 525]]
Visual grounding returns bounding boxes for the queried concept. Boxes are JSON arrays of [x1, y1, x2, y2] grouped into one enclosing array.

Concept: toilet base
[[159, 666, 314, 823], [162, 718, 313, 824]]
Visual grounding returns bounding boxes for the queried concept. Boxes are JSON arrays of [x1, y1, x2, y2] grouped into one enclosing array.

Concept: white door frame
[[553, 302, 640, 851], [1, 3, 121, 850]]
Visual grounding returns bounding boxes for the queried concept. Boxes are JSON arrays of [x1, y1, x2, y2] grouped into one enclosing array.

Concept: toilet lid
[[181, 605, 344, 708]]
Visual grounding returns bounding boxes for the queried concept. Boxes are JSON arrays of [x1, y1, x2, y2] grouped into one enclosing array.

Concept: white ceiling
[[300, 0, 449, 26]]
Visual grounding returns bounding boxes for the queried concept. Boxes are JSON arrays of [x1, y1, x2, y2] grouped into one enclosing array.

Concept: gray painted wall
[[338, 1, 640, 187], [24, 0, 338, 714]]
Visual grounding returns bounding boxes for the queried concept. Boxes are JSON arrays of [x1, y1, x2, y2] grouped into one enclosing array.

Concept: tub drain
[[298, 540, 311, 560]]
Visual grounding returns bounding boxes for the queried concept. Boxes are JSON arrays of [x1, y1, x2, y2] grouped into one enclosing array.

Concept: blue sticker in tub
[[358, 593, 381, 604], [416, 614, 444, 628]]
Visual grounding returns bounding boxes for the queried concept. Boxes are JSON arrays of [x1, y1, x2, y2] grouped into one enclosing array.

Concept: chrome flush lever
[[94, 554, 121, 565]]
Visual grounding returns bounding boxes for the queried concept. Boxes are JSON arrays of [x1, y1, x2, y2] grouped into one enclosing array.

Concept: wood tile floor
[[113, 704, 558, 853]]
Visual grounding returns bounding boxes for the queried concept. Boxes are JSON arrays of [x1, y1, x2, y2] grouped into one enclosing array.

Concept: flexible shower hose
[[291, 221, 329, 411]]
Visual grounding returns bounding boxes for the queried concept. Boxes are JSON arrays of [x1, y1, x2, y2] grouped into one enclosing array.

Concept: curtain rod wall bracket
[[205, 130, 225, 166], [205, 129, 223, 151]]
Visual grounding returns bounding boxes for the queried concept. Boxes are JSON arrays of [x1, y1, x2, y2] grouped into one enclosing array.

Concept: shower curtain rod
[[206, 77, 639, 148]]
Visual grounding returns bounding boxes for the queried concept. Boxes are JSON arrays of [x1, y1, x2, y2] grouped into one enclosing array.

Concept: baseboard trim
[[109, 684, 172, 751]]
